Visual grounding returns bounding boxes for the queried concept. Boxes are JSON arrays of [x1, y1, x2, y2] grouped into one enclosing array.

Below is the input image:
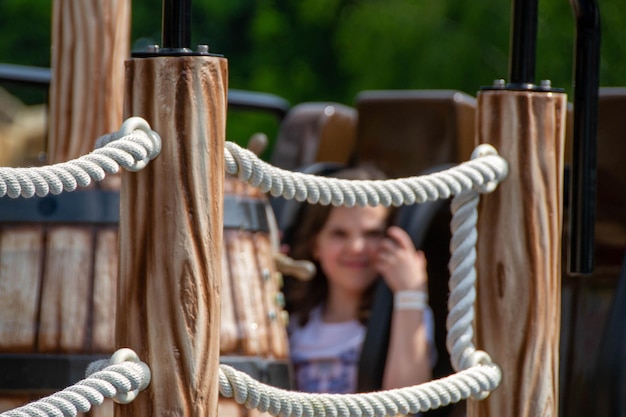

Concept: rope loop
[[0, 349, 150, 417], [107, 348, 152, 403], [470, 144, 506, 193], [218, 363, 502, 417], [97, 117, 162, 172], [224, 142, 509, 207], [1, 117, 162, 199]]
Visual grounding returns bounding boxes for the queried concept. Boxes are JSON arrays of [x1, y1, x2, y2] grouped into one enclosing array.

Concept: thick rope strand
[[0, 117, 161, 199], [225, 142, 508, 207], [0, 349, 151, 417], [218, 363, 501, 417], [0, 119, 508, 415]]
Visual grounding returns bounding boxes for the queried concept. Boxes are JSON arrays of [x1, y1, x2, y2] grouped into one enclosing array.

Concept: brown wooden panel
[[471, 90, 566, 417], [224, 230, 270, 356], [221, 235, 240, 354], [595, 88, 626, 266], [0, 228, 43, 351], [0, 395, 42, 414], [252, 233, 288, 359], [355, 90, 476, 178], [559, 272, 619, 417], [91, 229, 118, 352], [271, 102, 357, 170], [39, 227, 93, 352], [218, 398, 246, 417]]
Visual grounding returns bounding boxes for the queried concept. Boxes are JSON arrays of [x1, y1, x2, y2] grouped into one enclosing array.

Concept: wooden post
[[44, 0, 129, 354], [469, 89, 566, 417], [0, 1, 128, 413], [116, 55, 228, 417], [49, 0, 130, 164]]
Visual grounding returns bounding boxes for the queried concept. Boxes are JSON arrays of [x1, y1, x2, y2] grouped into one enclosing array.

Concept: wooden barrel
[[0, 178, 292, 416], [0, 188, 118, 416], [219, 175, 292, 417]]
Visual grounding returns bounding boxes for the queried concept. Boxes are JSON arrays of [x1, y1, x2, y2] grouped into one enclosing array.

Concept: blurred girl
[[286, 165, 434, 394]]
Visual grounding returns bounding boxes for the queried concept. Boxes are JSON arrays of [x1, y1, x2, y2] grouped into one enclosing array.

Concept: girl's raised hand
[[374, 226, 428, 293]]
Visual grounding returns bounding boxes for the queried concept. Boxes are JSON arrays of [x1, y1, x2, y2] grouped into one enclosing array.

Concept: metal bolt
[[197, 44, 209, 54], [540, 79, 552, 89], [146, 44, 159, 53], [492, 79, 506, 89], [262, 268, 271, 281], [275, 292, 285, 308]]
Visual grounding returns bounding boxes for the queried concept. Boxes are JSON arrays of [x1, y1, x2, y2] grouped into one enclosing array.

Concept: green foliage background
[[1, 0, 625, 155]]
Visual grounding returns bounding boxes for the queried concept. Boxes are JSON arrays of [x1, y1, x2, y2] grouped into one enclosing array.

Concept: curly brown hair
[[284, 164, 397, 327]]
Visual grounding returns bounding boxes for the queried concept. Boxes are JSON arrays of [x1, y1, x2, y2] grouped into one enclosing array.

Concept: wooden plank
[[38, 227, 93, 352], [469, 90, 566, 417], [0, 228, 43, 351], [220, 233, 240, 354], [252, 233, 288, 359], [91, 228, 118, 352], [117, 55, 227, 417], [224, 230, 269, 356], [48, 0, 130, 163], [355, 90, 476, 178], [218, 398, 246, 417], [0, 395, 41, 414]]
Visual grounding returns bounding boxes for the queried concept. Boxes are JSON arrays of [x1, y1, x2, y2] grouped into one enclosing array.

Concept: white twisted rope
[[0, 117, 508, 414], [218, 363, 501, 417], [217, 144, 507, 413], [0, 349, 151, 417], [444, 145, 501, 389], [0, 117, 161, 199], [225, 142, 508, 206]]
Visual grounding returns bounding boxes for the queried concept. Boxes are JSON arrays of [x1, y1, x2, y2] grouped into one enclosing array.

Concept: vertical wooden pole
[[116, 55, 228, 417], [49, 0, 130, 164], [469, 90, 566, 417], [41, 0, 129, 355]]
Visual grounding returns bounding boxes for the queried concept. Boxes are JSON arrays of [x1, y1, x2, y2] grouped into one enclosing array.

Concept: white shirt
[[289, 306, 436, 394]]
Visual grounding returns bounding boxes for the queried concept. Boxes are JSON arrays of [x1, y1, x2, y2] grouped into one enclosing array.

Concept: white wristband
[[394, 290, 429, 311]]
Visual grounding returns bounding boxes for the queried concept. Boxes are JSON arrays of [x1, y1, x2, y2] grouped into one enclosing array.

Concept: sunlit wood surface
[[469, 90, 566, 417], [117, 55, 228, 417], [0, 1, 129, 414]]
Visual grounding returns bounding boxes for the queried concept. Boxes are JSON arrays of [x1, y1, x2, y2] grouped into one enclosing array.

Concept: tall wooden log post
[[49, 0, 130, 164], [116, 56, 228, 417], [469, 89, 566, 417], [46, 0, 129, 352]]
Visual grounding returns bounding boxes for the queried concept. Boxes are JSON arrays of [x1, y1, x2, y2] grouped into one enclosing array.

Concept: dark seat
[[356, 165, 459, 417], [270, 103, 357, 171], [587, 251, 626, 416], [274, 162, 460, 416]]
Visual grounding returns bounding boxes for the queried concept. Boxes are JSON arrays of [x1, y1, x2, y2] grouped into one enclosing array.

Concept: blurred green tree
[[1, 0, 625, 155]]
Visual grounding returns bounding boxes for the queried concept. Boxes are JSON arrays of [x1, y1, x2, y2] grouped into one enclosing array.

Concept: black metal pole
[[568, 0, 601, 275], [162, 0, 191, 50], [509, 0, 538, 85]]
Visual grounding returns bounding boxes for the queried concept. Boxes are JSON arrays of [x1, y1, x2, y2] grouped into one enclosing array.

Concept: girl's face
[[313, 205, 388, 299]]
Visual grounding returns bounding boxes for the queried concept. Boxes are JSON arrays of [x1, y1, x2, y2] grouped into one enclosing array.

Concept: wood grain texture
[[220, 237, 240, 353], [0, 228, 43, 350], [48, 0, 130, 163], [469, 90, 566, 417], [220, 176, 289, 358], [38, 228, 93, 352], [117, 56, 228, 417], [252, 233, 288, 359], [92, 228, 119, 351], [224, 230, 270, 356]]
